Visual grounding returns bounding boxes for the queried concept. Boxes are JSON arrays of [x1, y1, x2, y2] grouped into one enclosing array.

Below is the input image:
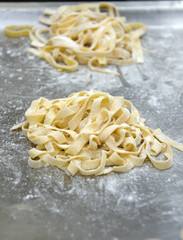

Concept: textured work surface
[[0, 2, 183, 240]]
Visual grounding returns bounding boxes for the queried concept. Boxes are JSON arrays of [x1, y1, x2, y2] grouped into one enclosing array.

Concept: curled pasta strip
[[4, 25, 36, 37], [4, 2, 146, 75], [12, 90, 183, 176]]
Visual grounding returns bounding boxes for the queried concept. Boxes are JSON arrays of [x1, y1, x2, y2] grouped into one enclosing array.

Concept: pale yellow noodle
[[12, 90, 183, 176], [4, 2, 146, 75]]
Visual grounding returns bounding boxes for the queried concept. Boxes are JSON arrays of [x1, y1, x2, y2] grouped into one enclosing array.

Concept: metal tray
[[0, 2, 183, 240]]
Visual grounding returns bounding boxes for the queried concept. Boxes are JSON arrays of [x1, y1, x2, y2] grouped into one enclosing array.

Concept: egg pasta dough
[[12, 90, 183, 176], [4, 2, 146, 75]]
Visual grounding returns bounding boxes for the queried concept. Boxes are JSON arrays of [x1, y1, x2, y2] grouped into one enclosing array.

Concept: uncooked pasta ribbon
[[4, 2, 146, 75], [12, 90, 183, 176]]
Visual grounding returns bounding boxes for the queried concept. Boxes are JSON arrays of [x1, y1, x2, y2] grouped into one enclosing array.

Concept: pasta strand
[[4, 2, 146, 75], [12, 90, 183, 176]]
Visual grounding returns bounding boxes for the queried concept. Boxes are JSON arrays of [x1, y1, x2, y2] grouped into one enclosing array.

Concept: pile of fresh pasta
[[4, 2, 146, 75], [13, 90, 183, 176]]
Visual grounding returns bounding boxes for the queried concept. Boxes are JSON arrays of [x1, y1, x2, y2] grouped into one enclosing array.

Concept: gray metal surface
[[0, 2, 183, 240]]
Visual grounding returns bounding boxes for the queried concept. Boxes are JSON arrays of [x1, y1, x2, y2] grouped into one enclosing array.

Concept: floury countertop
[[0, 2, 183, 240]]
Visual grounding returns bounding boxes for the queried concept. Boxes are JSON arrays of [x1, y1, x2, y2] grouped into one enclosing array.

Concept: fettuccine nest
[[5, 2, 146, 75], [13, 90, 183, 176]]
